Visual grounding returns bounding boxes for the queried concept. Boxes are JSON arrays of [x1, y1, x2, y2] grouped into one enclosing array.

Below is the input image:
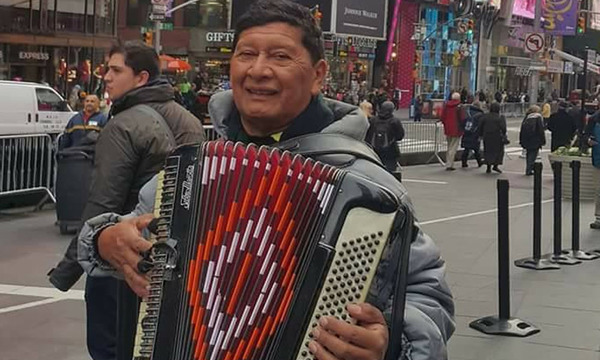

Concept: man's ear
[[136, 70, 151, 87], [310, 59, 328, 96]]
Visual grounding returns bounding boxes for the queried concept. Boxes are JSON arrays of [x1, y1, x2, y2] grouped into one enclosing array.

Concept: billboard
[[543, 0, 577, 35], [333, 0, 387, 39]]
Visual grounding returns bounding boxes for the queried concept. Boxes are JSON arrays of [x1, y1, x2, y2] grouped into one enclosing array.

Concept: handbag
[[502, 133, 510, 145]]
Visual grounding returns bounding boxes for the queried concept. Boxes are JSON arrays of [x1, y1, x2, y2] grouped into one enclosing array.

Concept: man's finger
[[318, 316, 386, 351], [122, 265, 149, 298], [134, 214, 155, 231], [133, 237, 153, 253], [312, 326, 371, 360], [308, 340, 338, 360], [347, 303, 387, 326]]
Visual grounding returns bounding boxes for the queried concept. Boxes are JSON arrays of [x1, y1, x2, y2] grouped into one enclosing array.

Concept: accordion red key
[[133, 140, 409, 360]]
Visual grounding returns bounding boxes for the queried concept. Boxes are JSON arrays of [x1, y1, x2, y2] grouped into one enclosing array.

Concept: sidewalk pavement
[[402, 151, 600, 360], [0, 150, 598, 360]]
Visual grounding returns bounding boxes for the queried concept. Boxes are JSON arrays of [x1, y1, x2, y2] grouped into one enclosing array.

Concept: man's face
[[230, 22, 327, 133], [83, 95, 99, 113], [104, 53, 149, 101]]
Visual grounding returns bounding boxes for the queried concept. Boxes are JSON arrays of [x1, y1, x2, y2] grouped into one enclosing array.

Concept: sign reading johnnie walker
[[333, 0, 387, 39]]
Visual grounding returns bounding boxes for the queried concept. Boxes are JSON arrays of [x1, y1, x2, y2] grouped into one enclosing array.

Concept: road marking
[[0, 284, 84, 300], [502, 170, 553, 177], [420, 199, 554, 225], [0, 284, 85, 314], [402, 178, 448, 185], [0, 298, 65, 314]]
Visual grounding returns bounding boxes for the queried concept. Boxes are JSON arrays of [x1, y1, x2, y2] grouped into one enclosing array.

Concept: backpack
[[368, 118, 393, 151], [520, 115, 538, 139]]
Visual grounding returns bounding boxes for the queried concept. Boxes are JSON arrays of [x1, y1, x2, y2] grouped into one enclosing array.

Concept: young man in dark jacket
[[78, 2, 454, 359], [51, 42, 205, 360]]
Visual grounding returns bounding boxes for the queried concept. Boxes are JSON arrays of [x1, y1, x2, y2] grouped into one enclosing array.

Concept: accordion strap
[[275, 133, 384, 167]]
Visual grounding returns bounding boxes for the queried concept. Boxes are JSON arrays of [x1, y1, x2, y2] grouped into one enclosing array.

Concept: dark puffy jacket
[[59, 111, 108, 150], [82, 80, 205, 221], [460, 105, 484, 150], [547, 108, 577, 151], [519, 113, 546, 150], [365, 101, 405, 151]]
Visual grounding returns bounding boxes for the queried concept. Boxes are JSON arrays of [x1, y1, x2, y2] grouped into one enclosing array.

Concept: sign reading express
[[335, 0, 386, 39]]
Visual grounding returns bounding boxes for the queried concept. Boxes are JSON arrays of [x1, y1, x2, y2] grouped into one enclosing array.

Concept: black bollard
[[562, 160, 599, 260], [470, 179, 540, 337], [515, 162, 560, 270], [545, 161, 581, 265]]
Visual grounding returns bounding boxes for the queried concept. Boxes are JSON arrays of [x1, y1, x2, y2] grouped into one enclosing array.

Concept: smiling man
[[78, 2, 454, 360]]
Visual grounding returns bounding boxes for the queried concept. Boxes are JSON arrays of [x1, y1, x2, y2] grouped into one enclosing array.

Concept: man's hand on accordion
[[97, 214, 154, 298], [309, 303, 388, 360]]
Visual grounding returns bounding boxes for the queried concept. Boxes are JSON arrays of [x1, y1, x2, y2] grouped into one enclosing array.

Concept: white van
[[0, 81, 76, 136]]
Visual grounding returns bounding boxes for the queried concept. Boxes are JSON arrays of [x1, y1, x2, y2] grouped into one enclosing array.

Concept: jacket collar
[[110, 79, 175, 116], [208, 90, 369, 142]]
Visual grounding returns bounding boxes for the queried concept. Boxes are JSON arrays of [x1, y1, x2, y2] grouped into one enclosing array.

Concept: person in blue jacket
[[59, 94, 108, 150], [585, 112, 600, 229]]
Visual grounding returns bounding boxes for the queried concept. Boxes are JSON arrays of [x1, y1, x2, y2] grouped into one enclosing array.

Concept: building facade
[[117, 0, 386, 93], [0, 0, 117, 98]]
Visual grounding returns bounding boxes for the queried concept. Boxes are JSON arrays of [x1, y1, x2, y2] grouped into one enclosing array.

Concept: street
[[1, 148, 599, 360]]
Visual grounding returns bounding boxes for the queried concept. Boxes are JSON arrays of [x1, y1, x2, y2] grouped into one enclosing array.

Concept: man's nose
[[247, 54, 273, 79]]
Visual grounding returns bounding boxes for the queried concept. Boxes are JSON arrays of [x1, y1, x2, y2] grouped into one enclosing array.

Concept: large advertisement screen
[[333, 0, 387, 39], [512, 0, 543, 19]]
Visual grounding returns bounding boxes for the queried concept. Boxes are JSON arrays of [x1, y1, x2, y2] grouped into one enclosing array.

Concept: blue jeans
[[85, 276, 118, 360], [525, 148, 540, 175]]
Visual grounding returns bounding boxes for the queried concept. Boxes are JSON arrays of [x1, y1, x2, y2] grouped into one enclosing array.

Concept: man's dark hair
[[233, 0, 324, 64], [490, 102, 501, 114], [109, 41, 160, 81]]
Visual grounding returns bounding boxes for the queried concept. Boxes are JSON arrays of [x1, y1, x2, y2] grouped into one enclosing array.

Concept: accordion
[[133, 139, 411, 360]]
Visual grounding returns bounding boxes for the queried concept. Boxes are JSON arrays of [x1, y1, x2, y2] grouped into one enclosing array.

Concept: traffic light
[[467, 19, 475, 35], [143, 31, 153, 46], [577, 15, 586, 34]]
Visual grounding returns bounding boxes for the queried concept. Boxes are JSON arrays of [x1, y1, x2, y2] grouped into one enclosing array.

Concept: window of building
[[0, 0, 32, 33], [184, 0, 230, 29], [56, 0, 85, 33], [127, 0, 150, 27]]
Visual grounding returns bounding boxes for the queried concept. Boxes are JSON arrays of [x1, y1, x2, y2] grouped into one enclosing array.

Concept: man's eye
[[273, 53, 291, 60], [237, 51, 255, 58]]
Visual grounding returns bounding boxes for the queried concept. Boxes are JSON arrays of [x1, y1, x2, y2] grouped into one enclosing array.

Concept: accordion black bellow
[[133, 139, 411, 360]]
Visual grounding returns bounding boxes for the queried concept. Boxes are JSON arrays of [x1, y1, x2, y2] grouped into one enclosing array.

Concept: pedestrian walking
[[414, 95, 423, 122], [547, 101, 577, 151], [478, 102, 507, 173], [440, 92, 463, 171], [460, 103, 484, 168], [519, 105, 546, 175], [366, 100, 405, 172]]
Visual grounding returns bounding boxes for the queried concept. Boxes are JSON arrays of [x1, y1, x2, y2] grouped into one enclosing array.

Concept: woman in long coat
[[478, 102, 507, 173]]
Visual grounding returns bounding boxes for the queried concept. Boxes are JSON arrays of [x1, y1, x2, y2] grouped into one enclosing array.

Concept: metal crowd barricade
[[203, 122, 446, 165], [398, 120, 446, 165], [0, 134, 57, 207], [203, 125, 221, 141]]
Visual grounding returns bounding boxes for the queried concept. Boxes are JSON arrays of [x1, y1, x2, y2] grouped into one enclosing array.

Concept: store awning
[[550, 49, 600, 75]]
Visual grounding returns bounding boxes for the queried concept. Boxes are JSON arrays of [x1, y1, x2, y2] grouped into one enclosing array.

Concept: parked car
[[0, 81, 76, 136]]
